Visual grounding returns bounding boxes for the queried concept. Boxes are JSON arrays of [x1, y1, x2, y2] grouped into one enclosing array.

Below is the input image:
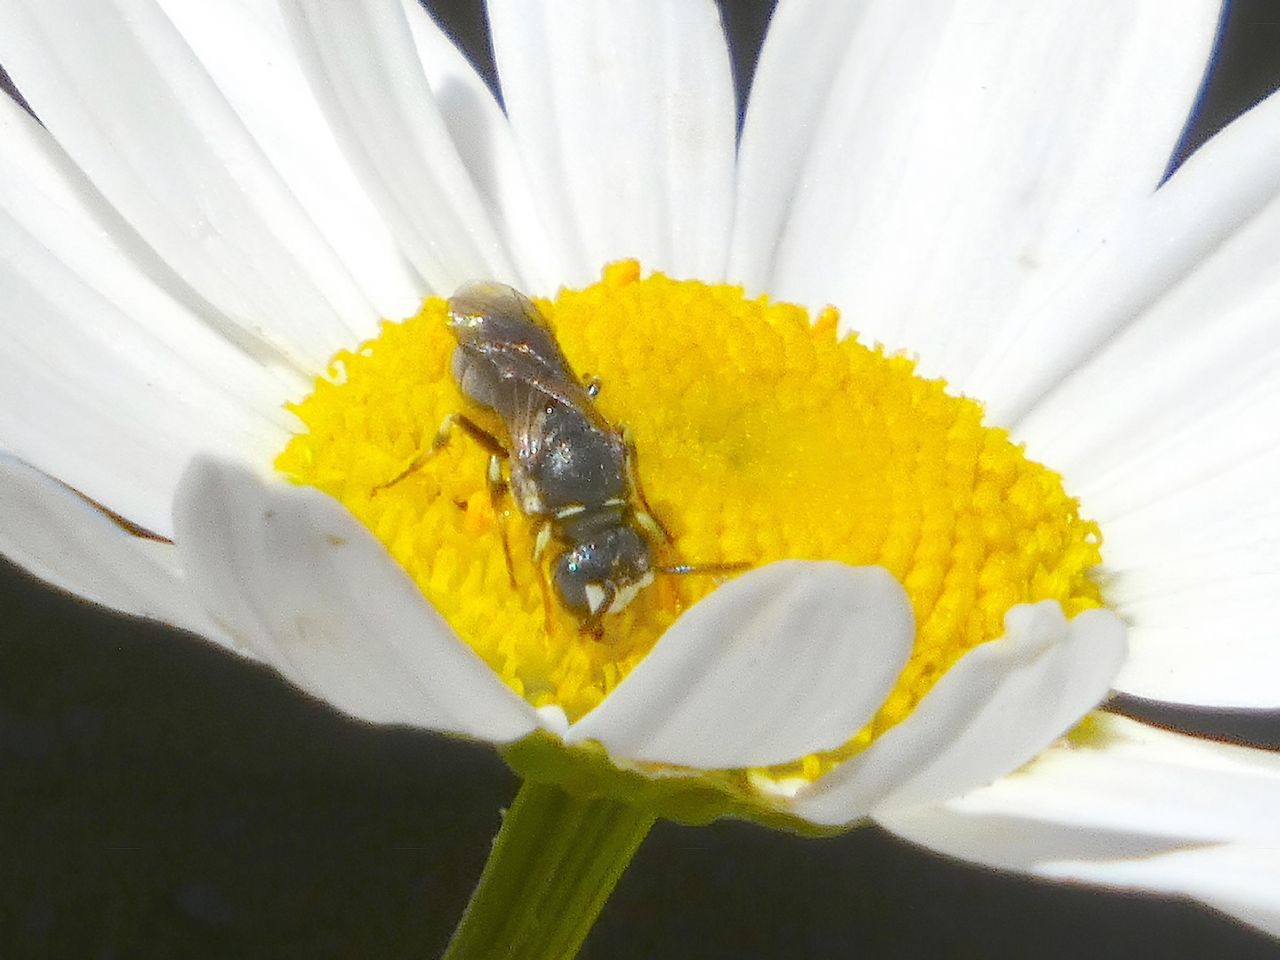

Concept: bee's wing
[[465, 337, 594, 415], [448, 279, 611, 430], [499, 365, 621, 473], [504, 377, 550, 463]]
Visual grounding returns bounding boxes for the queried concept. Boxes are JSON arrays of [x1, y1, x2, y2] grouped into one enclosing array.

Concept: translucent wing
[[448, 281, 609, 432]]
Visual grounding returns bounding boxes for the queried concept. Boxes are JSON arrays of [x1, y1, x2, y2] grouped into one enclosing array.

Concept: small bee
[[378, 281, 741, 635]]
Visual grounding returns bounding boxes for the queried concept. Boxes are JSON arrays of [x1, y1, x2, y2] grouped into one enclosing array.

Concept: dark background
[[3, 1, 1280, 957]]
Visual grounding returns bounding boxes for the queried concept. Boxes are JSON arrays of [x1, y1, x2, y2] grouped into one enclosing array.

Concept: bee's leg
[[373, 412, 506, 492], [531, 522, 556, 632], [619, 423, 673, 544], [452, 413, 508, 457], [532, 521, 554, 562], [372, 412, 517, 586], [578, 582, 616, 642], [447, 414, 518, 585], [485, 453, 518, 588]]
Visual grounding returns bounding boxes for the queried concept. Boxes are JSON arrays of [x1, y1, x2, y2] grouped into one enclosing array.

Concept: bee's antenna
[[657, 562, 751, 576]]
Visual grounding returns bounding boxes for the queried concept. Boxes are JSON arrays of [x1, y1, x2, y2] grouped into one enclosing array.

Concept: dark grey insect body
[[446, 281, 657, 627]]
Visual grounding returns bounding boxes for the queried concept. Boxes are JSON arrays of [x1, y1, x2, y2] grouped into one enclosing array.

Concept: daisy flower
[[0, 0, 1278, 954]]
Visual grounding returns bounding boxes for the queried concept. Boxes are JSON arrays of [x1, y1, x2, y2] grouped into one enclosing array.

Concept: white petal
[[488, 0, 736, 285], [398, 0, 558, 293], [0, 0, 376, 370], [878, 714, 1280, 936], [154, 0, 426, 322], [1096, 457, 1278, 708], [988, 86, 1280, 431], [1039, 846, 1280, 939], [0, 93, 290, 535], [565, 562, 914, 769], [790, 603, 1126, 825], [1011, 89, 1280, 708], [0, 93, 296, 405], [280, 0, 525, 294], [0, 453, 224, 643], [737, 0, 1220, 389], [173, 457, 538, 741]]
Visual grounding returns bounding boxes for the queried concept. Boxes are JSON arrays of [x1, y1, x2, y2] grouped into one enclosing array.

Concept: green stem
[[441, 779, 656, 960]]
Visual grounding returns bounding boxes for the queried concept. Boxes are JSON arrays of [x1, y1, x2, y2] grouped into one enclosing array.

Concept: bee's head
[[553, 526, 654, 622]]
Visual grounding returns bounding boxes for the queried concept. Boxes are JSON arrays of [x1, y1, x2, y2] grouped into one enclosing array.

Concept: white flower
[[0, 0, 1278, 939]]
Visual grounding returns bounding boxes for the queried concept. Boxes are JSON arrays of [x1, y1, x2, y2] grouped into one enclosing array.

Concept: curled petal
[[174, 458, 539, 742], [791, 603, 1126, 825], [567, 562, 914, 769], [0, 453, 221, 644]]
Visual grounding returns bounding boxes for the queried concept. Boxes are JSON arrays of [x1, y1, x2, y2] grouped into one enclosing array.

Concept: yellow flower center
[[277, 261, 1102, 778]]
